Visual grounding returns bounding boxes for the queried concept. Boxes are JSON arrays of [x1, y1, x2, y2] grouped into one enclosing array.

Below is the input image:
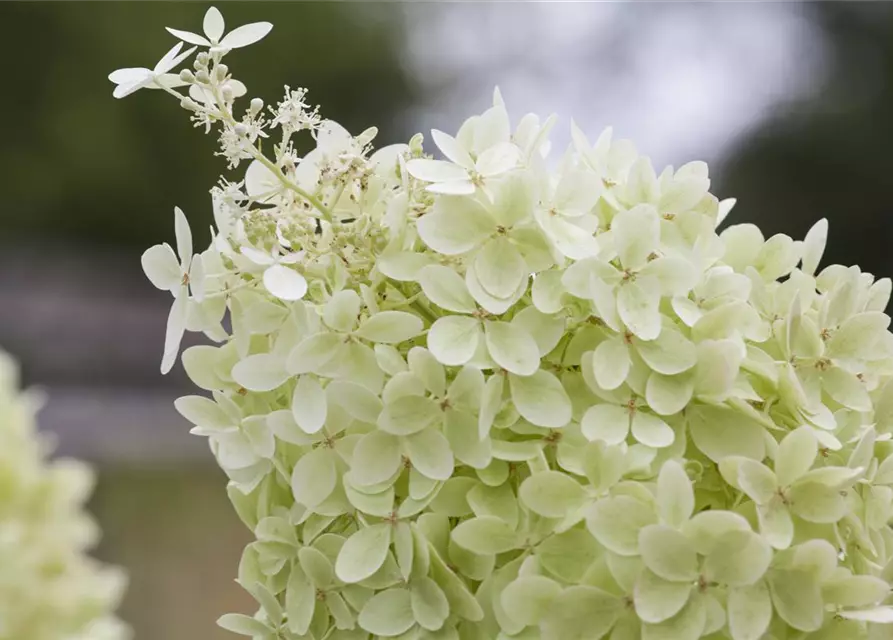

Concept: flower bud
[[196, 51, 209, 66], [222, 85, 234, 101], [250, 98, 264, 115], [215, 64, 229, 82], [234, 123, 248, 136], [180, 97, 201, 112], [195, 70, 210, 84], [178, 69, 195, 83]]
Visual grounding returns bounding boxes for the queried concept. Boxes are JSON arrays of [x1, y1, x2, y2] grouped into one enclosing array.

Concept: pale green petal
[[618, 281, 661, 341], [613, 204, 660, 270], [408, 347, 447, 398], [446, 366, 484, 410], [324, 289, 362, 332], [467, 481, 518, 528], [638, 525, 698, 582], [775, 426, 817, 487], [768, 568, 823, 632], [640, 594, 707, 640], [451, 516, 518, 555], [822, 575, 891, 608], [826, 311, 891, 361], [587, 496, 657, 556], [656, 460, 694, 528], [445, 409, 492, 469], [429, 477, 475, 517], [703, 530, 771, 586], [645, 372, 693, 416], [532, 269, 566, 314], [581, 403, 630, 445], [285, 565, 315, 635], [175, 395, 233, 430], [292, 375, 327, 434], [350, 430, 402, 487], [631, 411, 674, 448], [358, 588, 415, 637], [356, 311, 424, 344], [519, 471, 586, 518], [218, 613, 273, 637], [474, 237, 527, 299], [757, 500, 794, 550], [687, 404, 766, 462], [634, 568, 692, 624], [511, 307, 566, 357], [379, 251, 435, 282], [727, 581, 772, 640], [682, 510, 752, 556], [326, 380, 383, 424], [592, 336, 631, 391], [418, 265, 477, 313], [500, 576, 562, 627], [299, 546, 334, 588], [291, 447, 336, 509], [788, 481, 847, 523], [823, 366, 872, 412], [737, 459, 777, 504], [231, 353, 289, 392], [417, 196, 492, 255], [639, 256, 697, 297], [540, 586, 623, 640], [509, 370, 572, 428], [466, 264, 526, 315], [485, 321, 540, 376], [142, 243, 181, 291], [287, 332, 346, 376], [479, 374, 504, 439], [405, 428, 454, 481], [427, 316, 481, 367], [379, 395, 443, 436], [336, 524, 393, 584], [838, 607, 893, 623], [636, 329, 697, 375], [790, 539, 839, 581], [411, 577, 450, 631]]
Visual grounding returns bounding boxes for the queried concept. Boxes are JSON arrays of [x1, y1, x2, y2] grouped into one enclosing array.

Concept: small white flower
[[141, 207, 204, 373], [167, 6, 272, 52], [108, 42, 196, 99], [240, 246, 307, 302]]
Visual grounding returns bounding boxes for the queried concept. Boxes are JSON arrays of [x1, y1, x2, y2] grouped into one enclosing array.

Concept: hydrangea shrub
[[0, 349, 128, 640], [114, 7, 893, 639]]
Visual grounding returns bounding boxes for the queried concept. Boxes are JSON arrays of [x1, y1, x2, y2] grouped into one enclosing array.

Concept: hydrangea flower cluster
[[0, 349, 128, 640], [115, 7, 893, 639]]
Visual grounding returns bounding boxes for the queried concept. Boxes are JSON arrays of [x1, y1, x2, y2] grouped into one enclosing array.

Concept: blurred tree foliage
[[718, 3, 893, 282], [0, 2, 416, 252]]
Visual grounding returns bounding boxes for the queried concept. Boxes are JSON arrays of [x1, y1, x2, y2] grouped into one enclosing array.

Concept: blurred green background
[[2, 2, 893, 638]]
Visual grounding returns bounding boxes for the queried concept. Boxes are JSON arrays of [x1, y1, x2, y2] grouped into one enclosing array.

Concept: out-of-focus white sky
[[404, 2, 827, 171]]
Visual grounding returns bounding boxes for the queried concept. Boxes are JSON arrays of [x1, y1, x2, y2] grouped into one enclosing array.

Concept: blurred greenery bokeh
[[3, 2, 893, 639]]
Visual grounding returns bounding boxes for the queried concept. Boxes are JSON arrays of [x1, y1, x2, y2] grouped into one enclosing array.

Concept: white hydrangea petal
[[645, 372, 693, 416], [636, 328, 697, 375], [245, 159, 281, 198], [476, 142, 520, 177], [263, 264, 307, 301], [640, 594, 707, 640], [416, 197, 492, 255], [431, 129, 474, 169], [639, 256, 698, 298], [474, 237, 527, 300], [510, 307, 565, 357], [508, 370, 572, 428], [173, 206, 193, 265], [800, 218, 828, 276], [291, 447, 336, 508], [427, 316, 481, 367], [355, 311, 423, 344], [411, 577, 450, 631], [586, 496, 657, 556], [822, 366, 872, 412], [613, 204, 660, 271], [581, 403, 630, 445], [445, 409, 492, 469], [775, 426, 817, 487], [324, 289, 362, 333], [336, 524, 393, 584], [350, 431, 402, 487], [767, 569, 823, 632], [631, 411, 674, 448], [165, 27, 211, 47], [218, 22, 273, 49], [787, 482, 847, 523], [633, 569, 692, 624], [426, 180, 475, 196], [452, 515, 518, 555], [407, 347, 446, 397], [161, 294, 189, 374], [406, 159, 469, 184], [618, 282, 661, 341], [466, 265, 525, 315], [474, 105, 511, 152], [141, 243, 182, 291], [500, 576, 562, 628], [287, 333, 346, 376], [638, 525, 698, 582], [479, 375, 504, 439], [519, 470, 586, 518], [838, 607, 893, 623], [592, 336, 631, 391], [231, 353, 289, 392], [657, 460, 694, 528], [757, 500, 794, 550], [417, 265, 477, 313], [484, 321, 540, 376], [687, 405, 766, 463], [292, 375, 327, 434], [727, 582, 771, 640], [203, 6, 225, 41], [541, 586, 623, 640], [703, 530, 772, 586], [405, 428, 454, 481], [326, 380, 382, 424], [378, 395, 442, 436]]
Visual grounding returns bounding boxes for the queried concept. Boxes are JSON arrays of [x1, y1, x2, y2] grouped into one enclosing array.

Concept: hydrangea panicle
[[0, 349, 128, 640], [115, 6, 893, 639]]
